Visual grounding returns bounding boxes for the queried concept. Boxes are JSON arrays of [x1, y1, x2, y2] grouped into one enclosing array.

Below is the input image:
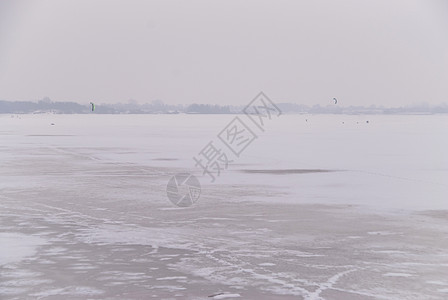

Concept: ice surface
[[1, 114, 448, 299]]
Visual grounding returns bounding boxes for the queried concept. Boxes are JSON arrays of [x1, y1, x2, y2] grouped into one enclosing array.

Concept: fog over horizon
[[1, 0, 447, 107]]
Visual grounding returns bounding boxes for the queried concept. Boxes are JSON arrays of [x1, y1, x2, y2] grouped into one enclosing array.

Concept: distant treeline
[[0, 98, 236, 114], [0, 99, 88, 114], [1, 98, 448, 114]]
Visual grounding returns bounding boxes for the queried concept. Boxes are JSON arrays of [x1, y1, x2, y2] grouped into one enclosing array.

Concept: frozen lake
[[1, 114, 448, 299]]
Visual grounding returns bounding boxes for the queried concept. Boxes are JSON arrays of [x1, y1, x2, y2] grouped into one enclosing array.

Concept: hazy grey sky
[[0, 0, 447, 106]]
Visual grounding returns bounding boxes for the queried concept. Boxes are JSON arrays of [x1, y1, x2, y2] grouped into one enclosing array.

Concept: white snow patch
[[31, 286, 104, 297], [156, 276, 187, 281], [383, 273, 413, 277], [0, 287, 28, 295], [212, 293, 241, 299], [0, 233, 47, 266], [427, 281, 447, 285], [150, 285, 186, 291], [371, 250, 407, 254]]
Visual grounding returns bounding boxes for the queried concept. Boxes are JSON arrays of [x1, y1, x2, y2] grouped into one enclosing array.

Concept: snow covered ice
[[1, 113, 448, 299]]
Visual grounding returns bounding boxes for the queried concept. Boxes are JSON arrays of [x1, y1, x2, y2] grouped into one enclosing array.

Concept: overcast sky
[[0, 0, 447, 106]]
